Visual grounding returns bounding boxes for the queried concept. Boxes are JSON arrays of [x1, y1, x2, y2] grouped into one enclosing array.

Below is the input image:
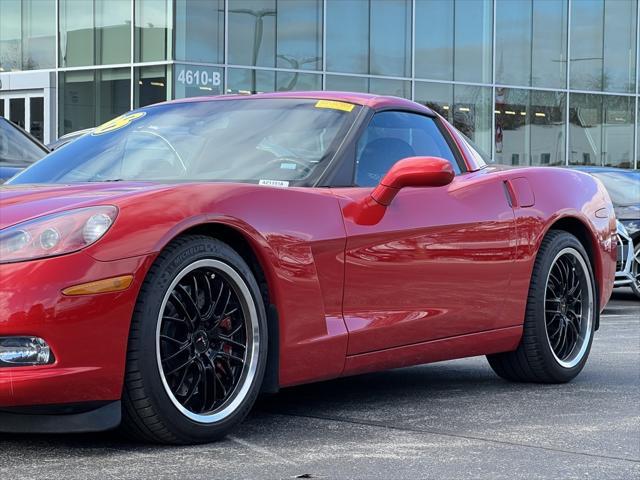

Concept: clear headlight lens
[[0, 206, 117, 264], [616, 220, 629, 237], [0, 337, 53, 366], [622, 220, 639, 236]]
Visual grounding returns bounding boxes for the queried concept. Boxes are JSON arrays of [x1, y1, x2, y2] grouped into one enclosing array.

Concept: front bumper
[[0, 401, 121, 433], [614, 223, 636, 287], [0, 251, 153, 410]]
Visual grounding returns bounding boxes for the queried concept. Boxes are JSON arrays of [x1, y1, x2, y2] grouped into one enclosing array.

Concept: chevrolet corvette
[[0, 92, 616, 444]]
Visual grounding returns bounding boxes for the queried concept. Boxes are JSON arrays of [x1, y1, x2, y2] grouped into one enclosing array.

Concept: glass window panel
[[95, 0, 131, 65], [368, 78, 411, 98], [326, 0, 368, 74], [59, 70, 96, 135], [29, 97, 44, 141], [9, 98, 25, 129], [135, 65, 169, 108], [602, 0, 636, 93], [531, 0, 567, 89], [0, 0, 55, 71], [98, 69, 131, 124], [571, 0, 637, 93], [325, 75, 409, 98], [228, 0, 322, 70], [496, 0, 532, 87], [326, 0, 411, 77], [228, 0, 277, 67], [175, 0, 224, 64], [227, 68, 276, 94], [0, 100, 4, 117], [415, 0, 454, 81], [276, 0, 322, 71], [569, 93, 635, 168], [60, 0, 130, 67], [529, 90, 566, 165], [21, 0, 55, 70], [275, 71, 322, 92], [453, 0, 493, 83], [415, 82, 492, 156], [369, 0, 411, 77], [59, 0, 94, 67], [496, 0, 567, 89], [414, 82, 454, 121], [495, 88, 566, 166], [174, 64, 224, 98], [325, 74, 368, 93], [0, 0, 21, 71], [602, 96, 635, 168], [454, 85, 493, 157], [59, 68, 131, 135], [135, 0, 171, 62]]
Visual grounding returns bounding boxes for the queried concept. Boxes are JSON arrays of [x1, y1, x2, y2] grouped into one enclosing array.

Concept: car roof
[[159, 91, 435, 115]]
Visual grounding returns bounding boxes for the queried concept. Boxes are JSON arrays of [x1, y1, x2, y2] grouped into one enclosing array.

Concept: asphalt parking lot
[[1, 289, 638, 480]]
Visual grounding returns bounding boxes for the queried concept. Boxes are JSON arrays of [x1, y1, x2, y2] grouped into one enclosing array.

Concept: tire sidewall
[[530, 232, 597, 382], [131, 237, 268, 443]]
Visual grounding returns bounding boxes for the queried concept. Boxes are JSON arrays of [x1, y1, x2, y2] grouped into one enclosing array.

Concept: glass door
[[0, 94, 45, 142]]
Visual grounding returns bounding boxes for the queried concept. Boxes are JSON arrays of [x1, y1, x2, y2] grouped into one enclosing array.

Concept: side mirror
[[370, 156, 455, 206]]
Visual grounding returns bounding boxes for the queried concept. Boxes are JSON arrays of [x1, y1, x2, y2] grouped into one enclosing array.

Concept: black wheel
[[121, 235, 268, 444], [631, 242, 640, 300], [487, 230, 596, 383]]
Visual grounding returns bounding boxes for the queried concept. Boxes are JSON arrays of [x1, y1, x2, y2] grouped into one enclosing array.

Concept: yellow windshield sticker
[[315, 100, 355, 112], [92, 112, 146, 135]]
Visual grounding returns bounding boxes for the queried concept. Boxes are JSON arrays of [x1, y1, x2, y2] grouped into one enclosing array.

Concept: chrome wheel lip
[[543, 247, 594, 369], [156, 259, 260, 424]]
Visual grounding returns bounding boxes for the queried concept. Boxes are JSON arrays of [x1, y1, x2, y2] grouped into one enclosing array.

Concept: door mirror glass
[[371, 156, 455, 206]]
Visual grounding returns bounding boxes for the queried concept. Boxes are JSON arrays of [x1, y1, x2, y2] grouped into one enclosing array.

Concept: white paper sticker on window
[[259, 179, 290, 188]]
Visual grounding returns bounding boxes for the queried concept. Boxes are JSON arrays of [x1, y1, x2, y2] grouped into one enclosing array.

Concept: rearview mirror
[[370, 156, 455, 206]]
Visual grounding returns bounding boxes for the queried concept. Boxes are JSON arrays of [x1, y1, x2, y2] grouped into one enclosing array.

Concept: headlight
[[0, 206, 117, 264], [616, 220, 629, 237], [622, 220, 639, 236]]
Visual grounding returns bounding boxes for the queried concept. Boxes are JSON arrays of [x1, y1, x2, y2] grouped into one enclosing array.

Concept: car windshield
[[8, 98, 360, 186], [591, 171, 640, 206], [0, 118, 47, 167]]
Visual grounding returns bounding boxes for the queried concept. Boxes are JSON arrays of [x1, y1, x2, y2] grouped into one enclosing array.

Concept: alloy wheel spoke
[[160, 334, 188, 347], [216, 350, 245, 366], [220, 335, 246, 350], [159, 264, 252, 418], [165, 356, 194, 377], [169, 291, 195, 330], [176, 284, 202, 323], [162, 342, 191, 363]]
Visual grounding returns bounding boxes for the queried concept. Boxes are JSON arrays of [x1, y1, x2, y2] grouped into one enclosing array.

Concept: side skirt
[[342, 326, 523, 377], [0, 400, 121, 434]]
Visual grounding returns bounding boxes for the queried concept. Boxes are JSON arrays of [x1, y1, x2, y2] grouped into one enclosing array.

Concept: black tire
[[121, 235, 268, 444], [487, 230, 597, 383], [631, 242, 640, 300]]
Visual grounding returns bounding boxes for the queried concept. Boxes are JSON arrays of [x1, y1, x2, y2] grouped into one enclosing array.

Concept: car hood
[[614, 203, 640, 221], [0, 182, 175, 230]]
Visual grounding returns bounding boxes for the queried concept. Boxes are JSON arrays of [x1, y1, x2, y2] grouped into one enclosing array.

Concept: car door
[[335, 111, 518, 355]]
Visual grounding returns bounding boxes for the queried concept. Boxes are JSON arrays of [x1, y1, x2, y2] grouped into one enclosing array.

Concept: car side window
[[355, 111, 461, 187]]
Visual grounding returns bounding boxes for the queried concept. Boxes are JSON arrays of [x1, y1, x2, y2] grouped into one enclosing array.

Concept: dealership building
[[0, 0, 639, 169]]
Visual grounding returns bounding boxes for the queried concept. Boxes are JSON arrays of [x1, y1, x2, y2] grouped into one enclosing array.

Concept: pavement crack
[[265, 410, 640, 465]]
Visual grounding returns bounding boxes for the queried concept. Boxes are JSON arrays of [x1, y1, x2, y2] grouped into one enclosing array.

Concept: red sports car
[[0, 92, 616, 444]]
